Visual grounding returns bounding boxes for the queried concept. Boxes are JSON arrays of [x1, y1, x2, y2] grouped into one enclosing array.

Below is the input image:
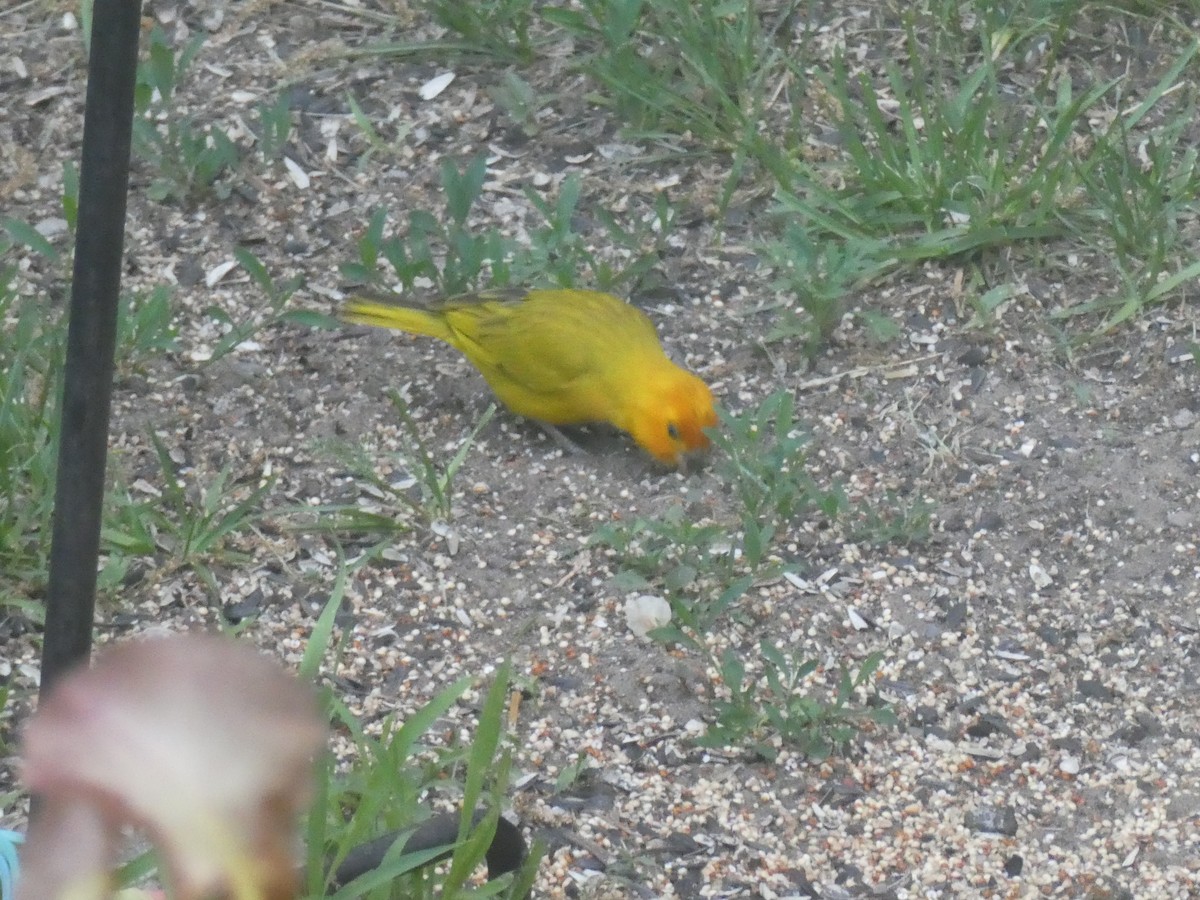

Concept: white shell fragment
[[431, 520, 460, 556], [283, 157, 310, 189], [1028, 561, 1053, 590], [419, 72, 456, 100], [624, 594, 671, 638], [205, 259, 239, 287]]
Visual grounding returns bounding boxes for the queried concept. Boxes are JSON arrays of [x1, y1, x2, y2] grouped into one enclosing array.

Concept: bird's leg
[[537, 422, 588, 455]]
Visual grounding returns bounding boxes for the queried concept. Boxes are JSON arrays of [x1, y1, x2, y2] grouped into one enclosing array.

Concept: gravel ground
[[2, 2, 1200, 898]]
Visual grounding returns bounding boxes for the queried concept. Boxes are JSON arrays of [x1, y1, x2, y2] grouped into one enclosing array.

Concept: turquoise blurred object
[[0, 828, 21, 899]]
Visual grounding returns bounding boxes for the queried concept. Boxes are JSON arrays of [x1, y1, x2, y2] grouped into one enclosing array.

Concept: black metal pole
[[40, 0, 143, 697]]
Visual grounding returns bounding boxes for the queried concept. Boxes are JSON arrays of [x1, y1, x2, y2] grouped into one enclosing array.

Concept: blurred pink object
[[19, 633, 326, 900]]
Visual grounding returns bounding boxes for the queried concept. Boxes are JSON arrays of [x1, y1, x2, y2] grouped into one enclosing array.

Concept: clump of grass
[[0, 278, 62, 609], [343, 157, 676, 296], [762, 8, 1200, 348], [307, 393, 496, 557], [342, 156, 508, 296], [255, 92, 293, 165], [702, 644, 896, 762], [200, 248, 319, 364], [100, 435, 274, 597], [116, 285, 179, 367], [133, 26, 240, 202], [544, 0, 802, 146], [422, 0, 538, 62], [301, 583, 540, 898]]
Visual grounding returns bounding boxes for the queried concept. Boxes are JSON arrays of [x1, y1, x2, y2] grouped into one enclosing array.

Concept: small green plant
[[385, 391, 496, 525], [848, 490, 935, 546], [343, 156, 506, 295], [345, 92, 412, 169], [552, 754, 591, 794], [700, 645, 897, 761], [520, 176, 677, 292], [422, 0, 537, 62], [307, 645, 541, 898], [596, 507, 751, 636], [116, 285, 179, 367], [0, 274, 64, 601], [344, 158, 673, 296], [710, 391, 840, 565], [594, 391, 842, 640], [2, 219, 61, 265], [256, 92, 293, 164], [309, 394, 495, 554], [100, 435, 274, 595], [202, 248, 321, 365], [488, 70, 541, 133], [133, 26, 240, 202], [759, 225, 893, 355]]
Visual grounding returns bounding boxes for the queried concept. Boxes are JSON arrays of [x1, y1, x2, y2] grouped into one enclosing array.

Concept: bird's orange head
[[625, 368, 718, 468]]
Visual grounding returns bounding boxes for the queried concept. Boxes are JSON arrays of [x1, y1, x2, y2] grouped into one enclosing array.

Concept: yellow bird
[[343, 288, 718, 467]]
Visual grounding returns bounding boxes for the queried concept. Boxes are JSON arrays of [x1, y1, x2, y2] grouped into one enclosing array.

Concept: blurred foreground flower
[[19, 633, 326, 900]]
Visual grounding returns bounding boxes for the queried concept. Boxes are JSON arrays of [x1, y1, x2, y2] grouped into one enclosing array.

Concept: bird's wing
[[448, 297, 606, 397]]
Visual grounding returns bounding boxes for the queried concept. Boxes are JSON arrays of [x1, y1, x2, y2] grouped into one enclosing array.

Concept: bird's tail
[[342, 297, 454, 342]]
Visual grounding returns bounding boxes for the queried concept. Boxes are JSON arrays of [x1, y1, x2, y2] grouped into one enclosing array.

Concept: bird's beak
[[677, 447, 712, 474]]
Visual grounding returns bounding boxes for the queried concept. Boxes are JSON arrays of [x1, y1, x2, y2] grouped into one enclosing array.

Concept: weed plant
[[0, 280, 63, 608], [343, 157, 677, 297], [702, 643, 897, 762], [298, 583, 540, 898], [133, 27, 240, 202], [305, 394, 496, 555], [100, 435, 274, 596], [201, 248, 314, 364]]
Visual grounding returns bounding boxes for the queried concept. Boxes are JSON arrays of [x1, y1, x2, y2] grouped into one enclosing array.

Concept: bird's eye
[[667, 422, 680, 441]]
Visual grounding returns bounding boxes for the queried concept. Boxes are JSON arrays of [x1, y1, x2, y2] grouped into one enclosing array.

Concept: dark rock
[[966, 713, 1014, 739], [222, 588, 264, 623], [977, 510, 1005, 531], [660, 832, 705, 856], [1077, 679, 1113, 701], [912, 705, 941, 727], [958, 345, 990, 367], [1037, 624, 1063, 645], [957, 695, 988, 714], [1051, 736, 1083, 754], [966, 804, 1018, 836]]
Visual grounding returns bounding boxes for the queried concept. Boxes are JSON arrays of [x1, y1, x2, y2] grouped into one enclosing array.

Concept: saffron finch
[[343, 288, 717, 467]]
